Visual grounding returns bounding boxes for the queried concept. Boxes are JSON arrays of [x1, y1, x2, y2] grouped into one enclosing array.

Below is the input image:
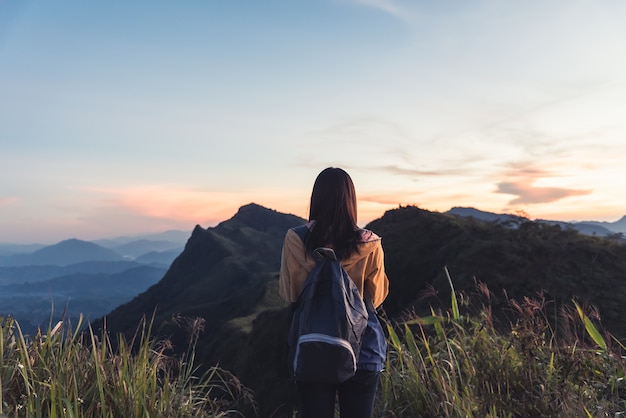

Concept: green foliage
[[377, 282, 626, 418], [367, 206, 626, 340], [444, 266, 460, 321], [3, 282, 626, 417], [575, 301, 607, 351], [0, 315, 254, 417]]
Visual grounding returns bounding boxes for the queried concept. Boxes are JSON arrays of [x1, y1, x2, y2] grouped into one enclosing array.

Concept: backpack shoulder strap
[[292, 224, 310, 243], [295, 224, 374, 304]]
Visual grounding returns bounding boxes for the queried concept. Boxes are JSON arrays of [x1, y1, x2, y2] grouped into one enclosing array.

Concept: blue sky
[[2, 0, 626, 243]]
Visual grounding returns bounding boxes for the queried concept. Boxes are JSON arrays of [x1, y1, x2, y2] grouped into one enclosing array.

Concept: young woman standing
[[279, 167, 389, 418]]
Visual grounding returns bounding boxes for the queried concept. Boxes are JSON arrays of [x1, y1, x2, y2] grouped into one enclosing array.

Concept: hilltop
[[94, 203, 626, 416], [0, 239, 123, 267], [371, 206, 626, 334]]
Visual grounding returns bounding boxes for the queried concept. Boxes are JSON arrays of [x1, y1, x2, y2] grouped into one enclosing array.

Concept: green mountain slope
[[96, 203, 304, 347], [368, 206, 626, 338], [96, 203, 626, 416]]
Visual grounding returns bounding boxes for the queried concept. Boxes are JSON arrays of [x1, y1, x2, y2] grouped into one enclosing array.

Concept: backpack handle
[[313, 247, 337, 261]]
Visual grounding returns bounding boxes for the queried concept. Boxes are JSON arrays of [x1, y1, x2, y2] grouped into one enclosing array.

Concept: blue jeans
[[296, 370, 380, 418]]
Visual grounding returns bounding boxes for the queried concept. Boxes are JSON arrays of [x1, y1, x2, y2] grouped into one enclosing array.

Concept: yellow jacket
[[279, 224, 389, 308]]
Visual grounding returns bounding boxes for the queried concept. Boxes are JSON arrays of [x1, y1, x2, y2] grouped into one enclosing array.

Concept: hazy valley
[[0, 231, 188, 334]]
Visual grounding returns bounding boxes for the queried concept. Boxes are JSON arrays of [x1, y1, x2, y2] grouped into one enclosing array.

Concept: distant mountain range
[[0, 243, 45, 256], [0, 230, 189, 267], [93, 230, 190, 248], [0, 265, 165, 334], [0, 260, 144, 285], [573, 216, 626, 234], [2, 239, 124, 266], [446, 207, 626, 237], [0, 230, 189, 335]]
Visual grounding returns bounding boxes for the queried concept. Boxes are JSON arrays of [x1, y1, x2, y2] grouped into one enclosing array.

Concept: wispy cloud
[[341, 0, 416, 22], [347, 0, 404, 17], [494, 162, 592, 206], [496, 179, 591, 205], [378, 164, 466, 178], [360, 192, 421, 206], [0, 196, 18, 208]]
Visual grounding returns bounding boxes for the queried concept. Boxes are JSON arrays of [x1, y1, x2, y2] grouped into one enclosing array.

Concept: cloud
[[77, 186, 255, 225], [380, 164, 467, 178], [75, 184, 307, 228], [496, 179, 591, 205], [345, 0, 410, 20], [360, 192, 421, 206], [0, 196, 18, 208]]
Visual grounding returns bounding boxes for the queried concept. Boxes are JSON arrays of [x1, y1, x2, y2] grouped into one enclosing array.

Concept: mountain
[[540, 220, 616, 237], [369, 206, 626, 331], [108, 239, 184, 259], [0, 243, 45, 256], [97, 203, 303, 330], [448, 206, 617, 237], [0, 265, 164, 297], [93, 203, 304, 416], [0, 265, 166, 335], [0, 260, 144, 285], [446, 207, 526, 226], [94, 230, 190, 248], [576, 215, 626, 235], [94, 203, 626, 416], [0, 239, 124, 267], [134, 248, 183, 266]]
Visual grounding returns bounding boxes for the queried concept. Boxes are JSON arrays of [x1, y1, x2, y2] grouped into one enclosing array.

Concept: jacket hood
[[288, 222, 382, 270]]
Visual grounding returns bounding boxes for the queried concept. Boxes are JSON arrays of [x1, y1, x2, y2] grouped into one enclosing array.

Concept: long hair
[[306, 167, 360, 260]]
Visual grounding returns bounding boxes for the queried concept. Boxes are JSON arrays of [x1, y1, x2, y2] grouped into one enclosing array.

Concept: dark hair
[[306, 167, 360, 260]]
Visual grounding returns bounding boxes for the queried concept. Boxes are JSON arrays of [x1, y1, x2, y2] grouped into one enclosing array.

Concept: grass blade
[[444, 266, 460, 321], [574, 301, 607, 351]]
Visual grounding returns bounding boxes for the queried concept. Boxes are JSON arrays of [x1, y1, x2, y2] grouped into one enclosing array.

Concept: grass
[[0, 314, 254, 418], [2, 274, 625, 417], [376, 273, 626, 417]]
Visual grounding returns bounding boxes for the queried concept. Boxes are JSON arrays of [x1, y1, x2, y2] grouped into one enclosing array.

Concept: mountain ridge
[[2, 206, 625, 252], [95, 204, 304, 338], [93, 202, 626, 416], [446, 206, 621, 237]]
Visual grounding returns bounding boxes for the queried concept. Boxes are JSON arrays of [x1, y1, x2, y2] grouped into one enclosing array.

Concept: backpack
[[287, 225, 369, 384]]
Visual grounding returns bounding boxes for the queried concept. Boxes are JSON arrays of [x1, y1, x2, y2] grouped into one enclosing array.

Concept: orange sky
[[2, 1, 626, 243]]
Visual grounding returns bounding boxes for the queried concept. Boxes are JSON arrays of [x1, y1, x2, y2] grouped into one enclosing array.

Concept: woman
[[279, 167, 389, 418]]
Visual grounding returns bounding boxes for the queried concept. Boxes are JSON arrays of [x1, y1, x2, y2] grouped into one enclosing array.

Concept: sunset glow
[[2, 1, 626, 243]]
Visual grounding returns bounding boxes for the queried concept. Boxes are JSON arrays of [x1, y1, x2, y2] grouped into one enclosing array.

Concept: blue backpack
[[287, 225, 369, 384]]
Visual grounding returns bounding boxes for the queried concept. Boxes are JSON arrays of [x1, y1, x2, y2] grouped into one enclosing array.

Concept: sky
[[1, 0, 626, 244]]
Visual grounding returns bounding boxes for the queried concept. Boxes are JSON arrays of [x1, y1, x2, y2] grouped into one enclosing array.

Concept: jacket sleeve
[[365, 242, 389, 308], [279, 229, 307, 303], [278, 233, 293, 302]]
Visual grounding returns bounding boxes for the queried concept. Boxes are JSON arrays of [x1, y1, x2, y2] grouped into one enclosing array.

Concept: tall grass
[[0, 315, 254, 418], [3, 277, 626, 417], [377, 275, 626, 417]]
